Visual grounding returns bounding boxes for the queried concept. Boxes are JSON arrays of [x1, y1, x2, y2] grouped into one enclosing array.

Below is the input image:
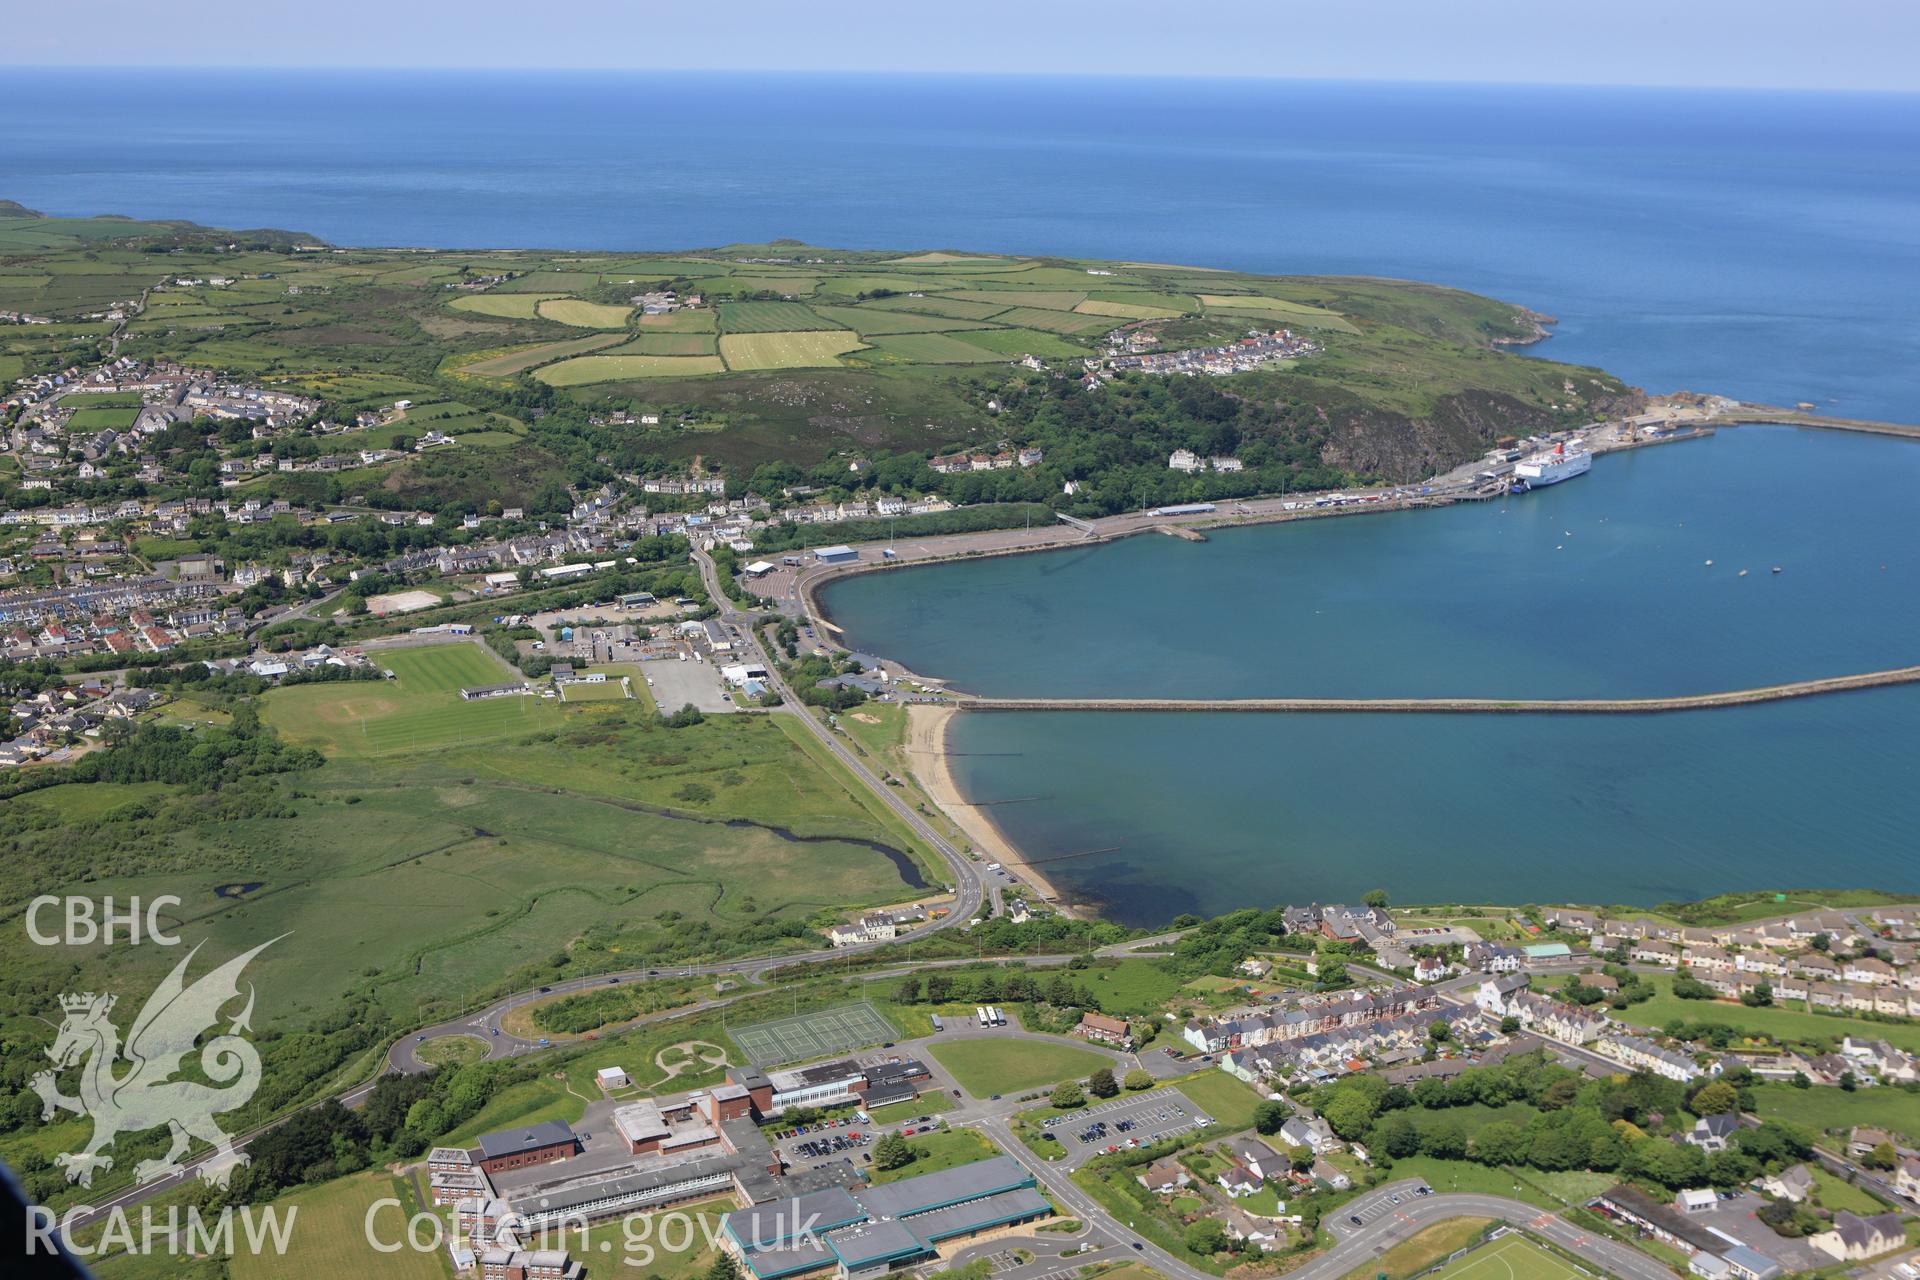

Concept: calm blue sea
[[819, 426, 1920, 701], [833, 427, 1920, 922], [6, 71, 1920, 419], [9, 70, 1916, 920]]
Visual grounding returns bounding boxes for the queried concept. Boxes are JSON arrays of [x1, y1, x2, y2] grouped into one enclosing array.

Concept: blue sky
[[7, 0, 1917, 93]]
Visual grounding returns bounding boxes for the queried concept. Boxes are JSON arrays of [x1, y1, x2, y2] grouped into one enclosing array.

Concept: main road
[[689, 546, 996, 916]]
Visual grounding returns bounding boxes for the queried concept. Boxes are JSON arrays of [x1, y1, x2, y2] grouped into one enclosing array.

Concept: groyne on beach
[[904, 704, 1076, 911]]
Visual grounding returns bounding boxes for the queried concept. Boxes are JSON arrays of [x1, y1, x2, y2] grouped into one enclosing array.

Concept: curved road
[[976, 1135, 1675, 1280]]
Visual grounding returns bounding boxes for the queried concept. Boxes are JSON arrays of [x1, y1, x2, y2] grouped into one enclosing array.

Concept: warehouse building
[[722, 1156, 1049, 1279]]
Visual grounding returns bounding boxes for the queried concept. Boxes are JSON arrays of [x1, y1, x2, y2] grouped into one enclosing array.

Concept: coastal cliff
[[1318, 383, 1647, 481]]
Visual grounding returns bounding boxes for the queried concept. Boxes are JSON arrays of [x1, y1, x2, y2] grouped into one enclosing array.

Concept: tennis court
[[728, 1002, 898, 1067], [1432, 1233, 1589, 1280]]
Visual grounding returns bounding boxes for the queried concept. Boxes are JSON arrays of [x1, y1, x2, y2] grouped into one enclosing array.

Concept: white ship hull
[[1515, 449, 1591, 486]]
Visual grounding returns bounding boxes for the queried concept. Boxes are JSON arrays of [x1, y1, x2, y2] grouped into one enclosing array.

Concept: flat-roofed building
[[723, 1156, 1048, 1280]]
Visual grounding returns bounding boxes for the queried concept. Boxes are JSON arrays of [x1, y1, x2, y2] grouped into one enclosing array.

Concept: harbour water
[[946, 687, 1920, 925], [813, 425, 1920, 922], [820, 427, 1920, 700]]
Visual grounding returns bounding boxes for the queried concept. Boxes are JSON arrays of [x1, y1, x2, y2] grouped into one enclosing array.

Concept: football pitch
[[728, 1001, 898, 1067], [1431, 1234, 1589, 1280]]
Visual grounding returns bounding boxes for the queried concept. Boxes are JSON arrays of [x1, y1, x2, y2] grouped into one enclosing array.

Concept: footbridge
[[1054, 510, 1097, 535]]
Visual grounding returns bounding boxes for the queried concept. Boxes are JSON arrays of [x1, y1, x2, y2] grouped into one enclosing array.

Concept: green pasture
[[453, 332, 627, 377], [607, 332, 719, 356], [866, 332, 1008, 364], [720, 330, 868, 370], [447, 292, 562, 319], [537, 297, 633, 328], [718, 300, 841, 332], [536, 353, 726, 384]]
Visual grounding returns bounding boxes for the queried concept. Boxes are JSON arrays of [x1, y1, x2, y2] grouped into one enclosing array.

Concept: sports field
[[536, 298, 633, 327], [719, 331, 868, 370], [557, 677, 632, 702], [262, 642, 556, 757], [718, 300, 840, 332], [729, 1001, 898, 1066], [536, 354, 727, 384], [1430, 1233, 1587, 1280], [928, 1038, 1112, 1096]]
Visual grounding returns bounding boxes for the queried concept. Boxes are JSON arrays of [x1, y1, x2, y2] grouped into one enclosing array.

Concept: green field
[[809, 304, 987, 335], [984, 305, 1112, 334], [66, 404, 142, 430], [1074, 297, 1188, 320], [1196, 293, 1361, 333], [9, 780, 178, 821], [948, 289, 1088, 311], [535, 353, 727, 384], [607, 332, 720, 356], [1082, 957, 1184, 1015], [867, 332, 1010, 364], [231, 1173, 446, 1280], [949, 327, 1092, 358], [576, 1196, 736, 1279], [865, 1091, 957, 1125], [868, 1128, 1000, 1183], [1172, 1069, 1265, 1132], [1614, 974, 1920, 1053], [1750, 1082, 1920, 1143], [537, 297, 633, 328], [862, 294, 1011, 321], [638, 308, 718, 331], [718, 300, 841, 332], [448, 291, 562, 319], [928, 1038, 1113, 1096], [262, 642, 554, 756], [720, 330, 868, 369]]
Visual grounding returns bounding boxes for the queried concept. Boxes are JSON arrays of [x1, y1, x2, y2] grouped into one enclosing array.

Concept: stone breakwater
[[947, 663, 1920, 714]]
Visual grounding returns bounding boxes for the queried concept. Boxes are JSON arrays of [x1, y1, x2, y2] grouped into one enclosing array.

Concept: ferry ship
[[1513, 442, 1592, 487]]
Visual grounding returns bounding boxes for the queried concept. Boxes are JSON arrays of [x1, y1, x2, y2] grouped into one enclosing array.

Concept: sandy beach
[[905, 704, 1078, 915]]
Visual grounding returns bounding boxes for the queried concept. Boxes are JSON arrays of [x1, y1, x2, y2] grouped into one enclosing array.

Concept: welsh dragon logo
[[33, 937, 281, 1188]]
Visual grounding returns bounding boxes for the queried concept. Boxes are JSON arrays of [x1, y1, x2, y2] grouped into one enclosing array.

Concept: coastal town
[[114, 891, 1920, 1280]]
